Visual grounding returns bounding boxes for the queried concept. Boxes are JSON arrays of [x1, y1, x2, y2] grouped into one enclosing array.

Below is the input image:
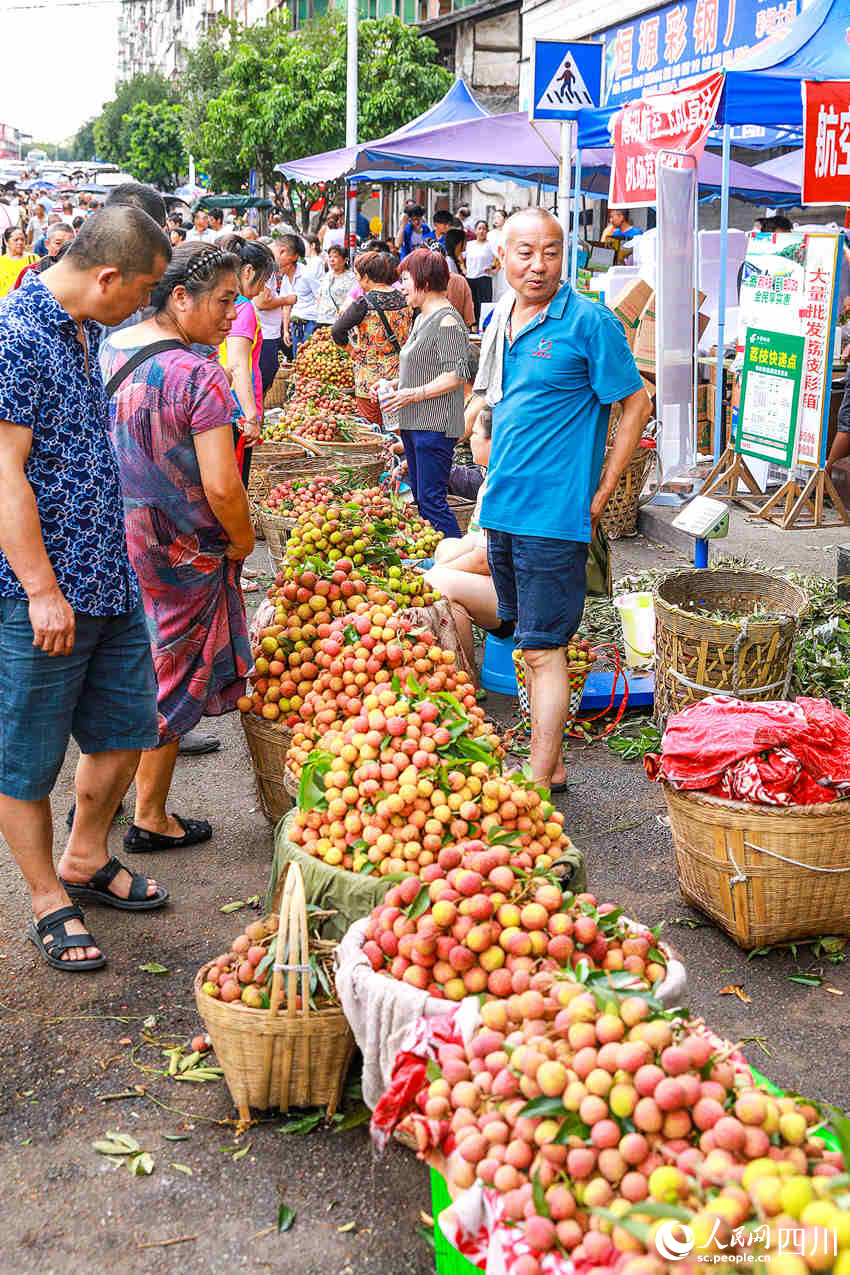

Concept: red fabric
[[370, 1010, 462, 1153], [646, 695, 850, 805], [356, 394, 383, 426]]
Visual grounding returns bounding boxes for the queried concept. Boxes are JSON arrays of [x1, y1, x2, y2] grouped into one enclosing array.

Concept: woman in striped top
[[378, 247, 471, 538]]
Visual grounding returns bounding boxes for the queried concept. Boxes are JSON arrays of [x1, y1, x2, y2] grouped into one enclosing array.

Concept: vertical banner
[[737, 232, 840, 467], [801, 80, 850, 207], [656, 156, 697, 483], [609, 70, 724, 207]]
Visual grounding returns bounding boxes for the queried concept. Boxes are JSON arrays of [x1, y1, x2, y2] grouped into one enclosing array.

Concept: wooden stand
[[748, 466, 850, 529], [700, 445, 765, 507]]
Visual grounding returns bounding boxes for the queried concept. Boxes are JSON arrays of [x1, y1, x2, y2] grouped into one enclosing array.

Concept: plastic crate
[[751, 1068, 840, 1152], [430, 1167, 481, 1275]]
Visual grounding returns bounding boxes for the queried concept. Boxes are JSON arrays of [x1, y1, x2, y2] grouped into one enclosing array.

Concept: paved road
[[1, 539, 846, 1275]]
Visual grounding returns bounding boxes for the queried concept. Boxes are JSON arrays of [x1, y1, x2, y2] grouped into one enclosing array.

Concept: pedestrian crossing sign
[[530, 40, 602, 122]]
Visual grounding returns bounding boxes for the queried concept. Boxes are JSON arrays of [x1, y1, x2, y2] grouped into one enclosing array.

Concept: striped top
[[397, 303, 470, 438]]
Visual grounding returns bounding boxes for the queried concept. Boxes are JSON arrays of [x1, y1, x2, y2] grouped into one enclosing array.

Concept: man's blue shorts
[[0, 598, 158, 802], [486, 530, 588, 650]]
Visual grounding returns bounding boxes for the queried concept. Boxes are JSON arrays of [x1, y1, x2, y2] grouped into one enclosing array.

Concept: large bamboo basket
[[654, 570, 807, 722], [263, 362, 295, 410], [601, 444, 656, 540], [260, 509, 295, 575], [247, 441, 310, 535], [663, 784, 850, 947], [291, 429, 386, 465], [447, 494, 476, 533], [240, 712, 294, 822], [195, 861, 355, 1123]]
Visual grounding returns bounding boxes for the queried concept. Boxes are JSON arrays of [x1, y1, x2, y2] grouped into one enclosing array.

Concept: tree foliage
[[72, 118, 98, 163], [93, 72, 178, 167], [124, 102, 185, 188]]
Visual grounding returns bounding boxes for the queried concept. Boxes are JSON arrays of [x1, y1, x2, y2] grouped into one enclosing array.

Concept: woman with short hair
[[316, 244, 356, 326], [379, 247, 471, 537], [100, 244, 254, 851], [0, 226, 37, 297], [331, 250, 413, 425]]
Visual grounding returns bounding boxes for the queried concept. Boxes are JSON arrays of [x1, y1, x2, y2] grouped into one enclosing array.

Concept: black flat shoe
[[550, 781, 568, 794], [59, 855, 168, 911], [177, 732, 221, 756], [27, 905, 106, 972], [124, 815, 212, 853]]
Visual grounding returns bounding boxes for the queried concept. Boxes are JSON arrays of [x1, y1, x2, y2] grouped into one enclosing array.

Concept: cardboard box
[[612, 278, 653, 331], [633, 292, 656, 376]]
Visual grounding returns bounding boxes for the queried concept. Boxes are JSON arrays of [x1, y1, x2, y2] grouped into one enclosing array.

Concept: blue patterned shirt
[[0, 273, 138, 615]]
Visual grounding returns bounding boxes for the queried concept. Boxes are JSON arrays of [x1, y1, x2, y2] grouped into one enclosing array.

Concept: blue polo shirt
[[480, 281, 642, 544]]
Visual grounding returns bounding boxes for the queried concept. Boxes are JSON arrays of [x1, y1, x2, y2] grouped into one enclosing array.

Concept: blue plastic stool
[[480, 633, 518, 695]]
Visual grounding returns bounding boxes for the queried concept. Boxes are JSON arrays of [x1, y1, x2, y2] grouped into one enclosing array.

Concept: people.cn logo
[[655, 1220, 696, 1261], [531, 336, 553, 359]]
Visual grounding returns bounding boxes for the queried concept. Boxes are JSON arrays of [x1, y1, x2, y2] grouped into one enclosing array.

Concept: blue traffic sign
[[531, 39, 603, 121]]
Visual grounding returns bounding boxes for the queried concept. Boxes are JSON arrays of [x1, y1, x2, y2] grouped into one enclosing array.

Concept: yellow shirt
[[0, 253, 38, 298]]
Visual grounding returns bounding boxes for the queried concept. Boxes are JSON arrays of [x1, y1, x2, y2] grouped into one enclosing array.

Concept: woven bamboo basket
[[654, 570, 808, 723], [240, 712, 294, 822], [263, 363, 295, 410], [513, 649, 594, 737], [290, 430, 385, 465], [247, 442, 309, 536], [600, 443, 656, 540], [663, 784, 850, 947], [195, 861, 355, 1123], [260, 509, 295, 574], [447, 494, 476, 532]]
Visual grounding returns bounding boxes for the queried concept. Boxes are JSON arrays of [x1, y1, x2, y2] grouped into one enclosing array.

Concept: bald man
[[472, 208, 651, 790]]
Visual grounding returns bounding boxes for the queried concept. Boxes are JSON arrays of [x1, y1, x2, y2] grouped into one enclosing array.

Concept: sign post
[[530, 40, 602, 279]]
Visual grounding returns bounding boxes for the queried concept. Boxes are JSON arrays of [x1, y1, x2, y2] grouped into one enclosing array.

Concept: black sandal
[[59, 856, 168, 911], [27, 905, 106, 972], [124, 814, 212, 853]]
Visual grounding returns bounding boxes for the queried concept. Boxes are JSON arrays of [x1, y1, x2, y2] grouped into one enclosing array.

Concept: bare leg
[[434, 533, 476, 566], [133, 740, 183, 838], [425, 565, 502, 683], [827, 430, 850, 469], [448, 601, 478, 679], [522, 647, 569, 788], [59, 750, 160, 900], [0, 793, 102, 962]]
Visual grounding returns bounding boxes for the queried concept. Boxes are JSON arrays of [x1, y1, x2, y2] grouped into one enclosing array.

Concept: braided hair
[[149, 243, 239, 312]]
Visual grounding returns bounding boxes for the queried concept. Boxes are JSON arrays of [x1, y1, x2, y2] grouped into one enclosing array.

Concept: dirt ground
[[1, 536, 848, 1275]]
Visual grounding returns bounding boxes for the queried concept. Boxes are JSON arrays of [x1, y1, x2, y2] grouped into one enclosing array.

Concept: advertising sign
[[801, 80, 850, 206], [609, 71, 723, 207], [530, 40, 603, 121], [737, 232, 840, 467], [737, 329, 804, 465], [601, 0, 800, 107]]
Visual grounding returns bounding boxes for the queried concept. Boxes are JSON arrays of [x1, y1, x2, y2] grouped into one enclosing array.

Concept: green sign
[[736, 328, 805, 467]]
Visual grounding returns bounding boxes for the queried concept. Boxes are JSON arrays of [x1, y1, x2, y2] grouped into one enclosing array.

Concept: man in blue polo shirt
[[474, 208, 650, 791]]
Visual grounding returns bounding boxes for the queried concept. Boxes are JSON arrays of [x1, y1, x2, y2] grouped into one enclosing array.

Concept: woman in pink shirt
[[219, 235, 275, 485]]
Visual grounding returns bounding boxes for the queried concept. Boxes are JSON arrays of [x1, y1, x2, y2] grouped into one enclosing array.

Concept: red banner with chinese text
[[609, 71, 725, 208], [801, 81, 850, 207]]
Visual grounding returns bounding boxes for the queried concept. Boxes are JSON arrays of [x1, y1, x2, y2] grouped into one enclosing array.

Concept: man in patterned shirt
[[0, 206, 172, 972]]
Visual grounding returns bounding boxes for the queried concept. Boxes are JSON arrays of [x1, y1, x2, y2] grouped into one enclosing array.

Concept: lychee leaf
[[552, 1113, 591, 1144], [597, 907, 624, 933], [625, 1202, 692, 1222], [586, 1207, 651, 1245], [277, 1202, 296, 1232], [822, 1104, 850, 1171], [406, 885, 431, 920], [425, 1060, 441, 1082], [256, 937, 278, 980], [518, 1096, 566, 1119], [532, 1171, 550, 1218]]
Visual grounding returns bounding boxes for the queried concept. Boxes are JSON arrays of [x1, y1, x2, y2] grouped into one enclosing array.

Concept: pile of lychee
[[261, 476, 340, 518], [414, 974, 843, 1273], [199, 916, 283, 1009], [292, 328, 354, 387], [284, 499, 441, 573], [363, 874, 664, 1001]]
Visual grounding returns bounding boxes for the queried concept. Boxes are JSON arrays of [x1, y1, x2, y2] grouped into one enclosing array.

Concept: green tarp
[[194, 194, 273, 211], [266, 812, 587, 942]]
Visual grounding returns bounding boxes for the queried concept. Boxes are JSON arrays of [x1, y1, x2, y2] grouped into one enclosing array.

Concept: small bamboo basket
[[291, 429, 385, 465], [512, 649, 594, 737], [240, 712, 294, 822], [263, 363, 295, 410], [664, 784, 850, 947], [447, 494, 476, 532], [195, 861, 355, 1123], [654, 570, 808, 722], [600, 442, 656, 540], [260, 509, 295, 575]]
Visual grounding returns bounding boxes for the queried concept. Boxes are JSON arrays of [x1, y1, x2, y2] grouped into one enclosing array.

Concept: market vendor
[[471, 207, 651, 792], [601, 209, 642, 259]]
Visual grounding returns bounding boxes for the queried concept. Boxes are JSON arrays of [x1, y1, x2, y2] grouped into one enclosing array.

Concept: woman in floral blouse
[[330, 250, 412, 426]]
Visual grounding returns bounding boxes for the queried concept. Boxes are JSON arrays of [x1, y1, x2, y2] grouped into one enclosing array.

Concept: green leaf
[[406, 884, 431, 920], [416, 1222, 436, 1252], [170, 1163, 193, 1175], [232, 1141, 252, 1162], [787, 974, 823, 986], [822, 1105, 850, 1171], [277, 1202, 296, 1233], [107, 1131, 140, 1153], [597, 906, 624, 932], [278, 1112, 323, 1135], [138, 962, 169, 975], [357, 859, 375, 875], [337, 1220, 357, 1232], [297, 750, 333, 812], [426, 1059, 442, 1082], [532, 1171, 550, 1218], [219, 900, 246, 913], [587, 1207, 651, 1246], [93, 1138, 132, 1156], [648, 947, 666, 964], [129, 1151, 154, 1176], [518, 1096, 567, 1118], [256, 936, 278, 980], [552, 1113, 592, 1144], [161, 1133, 190, 1142], [632, 1202, 694, 1221], [333, 1105, 371, 1133]]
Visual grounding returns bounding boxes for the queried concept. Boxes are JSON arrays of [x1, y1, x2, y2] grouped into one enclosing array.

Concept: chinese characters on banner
[[603, 0, 798, 106], [737, 329, 804, 466], [609, 71, 724, 207], [737, 233, 840, 468], [801, 80, 850, 205]]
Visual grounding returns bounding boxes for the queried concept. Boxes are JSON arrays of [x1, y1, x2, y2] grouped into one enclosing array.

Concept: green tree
[[124, 101, 185, 188], [72, 118, 98, 163], [93, 72, 178, 167], [197, 14, 451, 201]]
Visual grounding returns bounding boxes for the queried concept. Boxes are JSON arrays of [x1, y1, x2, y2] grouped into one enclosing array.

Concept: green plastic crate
[[431, 1167, 481, 1275], [750, 1068, 840, 1152]]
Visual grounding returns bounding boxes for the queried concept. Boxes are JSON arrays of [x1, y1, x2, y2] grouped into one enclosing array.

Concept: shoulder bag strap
[[104, 339, 188, 399], [363, 294, 402, 355]]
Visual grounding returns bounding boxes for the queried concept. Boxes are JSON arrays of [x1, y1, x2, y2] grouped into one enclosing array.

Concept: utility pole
[[344, 0, 358, 253]]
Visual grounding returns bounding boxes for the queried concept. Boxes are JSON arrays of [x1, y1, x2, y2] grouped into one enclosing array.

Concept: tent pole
[[713, 121, 731, 465], [570, 146, 582, 289], [558, 121, 572, 279]]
